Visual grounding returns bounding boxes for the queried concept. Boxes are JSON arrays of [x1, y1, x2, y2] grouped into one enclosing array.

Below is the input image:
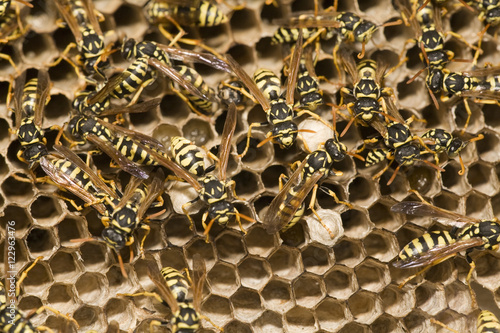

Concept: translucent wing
[[34, 69, 50, 128], [273, 11, 340, 28], [147, 260, 179, 312], [217, 103, 236, 181], [286, 31, 303, 106], [339, 50, 359, 84], [87, 71, 131, 105], [95, 118, 165, 149], [157, 44, 231, 73], [53, 0, 83, 43], [13, 70, 26, 128], [97, 98, 161, 117], [136, 169, 166, 220], [225, 54, 271, 111], [112, 175, 144, 211], [81, 0, 103, 36], [393, 237, 485, 268], [391, 201, 480, 227], [191, 253, 206, 312]]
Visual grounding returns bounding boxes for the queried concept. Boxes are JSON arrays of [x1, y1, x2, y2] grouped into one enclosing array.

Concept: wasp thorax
[[102, 227, 127, 250]]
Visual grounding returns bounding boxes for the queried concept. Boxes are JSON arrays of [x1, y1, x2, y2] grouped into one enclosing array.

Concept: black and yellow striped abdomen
[[398, 230, 455, 262], [171, 136, 205, 176], [110, 58, 154, 100], [161, 267, 190, 303], [478, 310, 500, 333], [173, 65, 213, 115], [254, 69, 281, 101]]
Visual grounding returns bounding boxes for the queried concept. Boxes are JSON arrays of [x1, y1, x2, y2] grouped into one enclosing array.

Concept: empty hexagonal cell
[[26, 227, 58, 257], [57, 215, 88, 246], [363, 229, 399, 263], [79, 242, 108, 271], [476, 131, 500, 163], [432, 309, 467, 333], [0, 239, 28, 269], [207, 262, 239, 297], [233, 170, 261, 198], [368, 201, 403, 232], [441, 160, 472, 195], [230, 8, 260, 45], [75, 272, 108, 306], [113, 4, 147, 38], [445, 281, 474, 314], [29, 195, 62, 226], [280, 221, 306, 248], [293, 273, 325, 308], [158, 248, 187, 272], [285, 306, 316, 332], [340, 209, 373, 240], [348, 290, 383, 325], [252, 310, 283, 333], [201, 294, 233, 328], [164, 215, 196, 246], [230, 287, 262, 323], [73, 305, 103, 330], [465, 191, 492, 220], [355, 259, 390, 293], [22, 32, 56, 64], [324, 265, 358, 300], [467, 163, 499, 196], [1, 205, 32, 237], [315, 297, 351, 331], [17, 295, 43, 319], [49, 251, 81, 281], [371, 314, 406, 333], [301, 244, 331, 275], [221, 320, 252, 333], [47, 283, 77, 313], [244, 226, 276, 257], [19, 259, 52, 296], [238, 256, 271, 290], [185, 239, 216, 267], [260, 164, 286, 191], [236, 131, 274, 171], [380, 285, 415, 318], [105, 297, 136, 330], [348, 176, 377, 207], [261, 278, 293, 313], [268, 246, 302, 280], [2, 176, 35, 203], [160, 93, 191, 122], [475, 252, 500, 291], [106, 263, 136, 296], [423, 259, 456, 285], [416, 282, 447, 316], [332, 239, 365, 268], [433, 191, 461, 213]]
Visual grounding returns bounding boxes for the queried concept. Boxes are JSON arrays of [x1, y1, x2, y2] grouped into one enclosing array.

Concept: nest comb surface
[[1, 0, 500, 332]]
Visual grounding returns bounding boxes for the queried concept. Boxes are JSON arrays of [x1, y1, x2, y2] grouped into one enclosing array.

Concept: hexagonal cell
[[315, 297, 351, 331], [75, 272, 108, 306], [355, 258, 390, 293], [332, 239, 365, 268], [285, 306, 316, 332], [201, 294, 233, 328], [160, 93, 191, 122], [230, 9, 260, 45], [280, 221, 306, 248], [0, 205, 32, 237], [57, 215, 88, 247], [347, 176, 377, 207], [261, 278, 293, 313], [207, 262, 239, 297], [17, 295, 43, 319], [432, 309, 467, 333], [440, 160, 471, 195], [368, 201, 403, 232], [164, 215, 196, 246], [423, 259, 456, 285], [230, 287, 262, 323], [371, 314, 406, 333], [293, 273, 325, 308], [113, 4, 147, 38], [227, 43, 255, 74], [22, 32, 56, 64], [268, 246, 302, 280], [380, 285, 415, 318], [73, 305, 103, 331], [49, 251, 81, 281], [301, 244, 331, 275], [79, 242, 108, 272], [237, 131, 274, 171], [252, 310, 283, 333], [238, 256, 271, 290], [233, 170, 261, 198], [465, 191, 492, 220], [348, 290, 383, 325], [19, 259, 52, 296], [183, 117, 214, 147], [476, 131, 500, 163], [475, 252, 500, 291], [29, 195, 62, 226], [1, 176, 35, 203], [324, 265, 358, 300], [363, 229, 399, 263], [106, 263, 136, 296], [47, 283, 77, 314], [26, 227, 58, 257], [340, 209, 373, 240], [337, 322, 370, 333], [104, 297, 136, 330], [416, 282, 447, 316], [185, 238, 216, 267], [222, 320, 252, 333], [244, 226, 276, 257], [445, 281, 474, 314], [467, 162, 499, 196]]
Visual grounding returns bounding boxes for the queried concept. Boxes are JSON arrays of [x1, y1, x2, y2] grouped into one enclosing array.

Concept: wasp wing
[[191, 253, 206, 312], [34, 70, 50, 128], [54, 0, 83, 43], [147, 260, 179, 312], [136, 169, 166, 221], [217, 103, 236, 181], [13, 70, 26, 128], [97, 97, 161, 117], [157, 44, 231, 73], [286, 31, 303, 106]]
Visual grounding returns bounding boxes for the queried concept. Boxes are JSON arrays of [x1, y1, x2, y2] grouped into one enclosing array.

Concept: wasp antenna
[[458, 154, 466, 176]]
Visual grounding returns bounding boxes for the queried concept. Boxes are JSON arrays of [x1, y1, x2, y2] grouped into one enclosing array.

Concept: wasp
[[137, 104, 254, 241], [144, 0, 228, 28], [0, 6, 30, 73], [263, 111, 356, 237], [226, 33, 326, 158], [100, 169, 165, 263], [119, 255, 220, 332], [67, 98, 163, 179], [339, 52, 396, 136], [10, 69, 52, 164], [294, 45, 323, 111], [217, 78, 250, 110], [0, 0, 32, 18], [53, 0, 112, 78], [421, 128, 484, 175], [391, 199, 500, 303], [0, 242, 78, 332]]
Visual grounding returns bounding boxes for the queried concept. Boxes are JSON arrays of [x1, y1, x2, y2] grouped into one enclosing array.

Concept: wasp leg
[[16, 257, 43, 296], [238, 122, 267, 158], [29, 306, 79, 329], [118, 291, 164, 304], [397, 264, 433, 289], [50, 42, 83, 78], [429, 318, 460, 333], [0, 53, 19, 74], [182, 197, 200, 231], [308, 184, 334, 238], [138, 224, 151, 259], [170, 84, 213, 123]]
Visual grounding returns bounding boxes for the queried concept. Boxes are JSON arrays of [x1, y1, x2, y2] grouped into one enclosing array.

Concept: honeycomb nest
[[2, 0, 500, 332]]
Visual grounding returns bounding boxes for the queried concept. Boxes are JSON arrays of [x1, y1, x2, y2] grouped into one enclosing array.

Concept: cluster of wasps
[[2, 0, 500, 331]]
